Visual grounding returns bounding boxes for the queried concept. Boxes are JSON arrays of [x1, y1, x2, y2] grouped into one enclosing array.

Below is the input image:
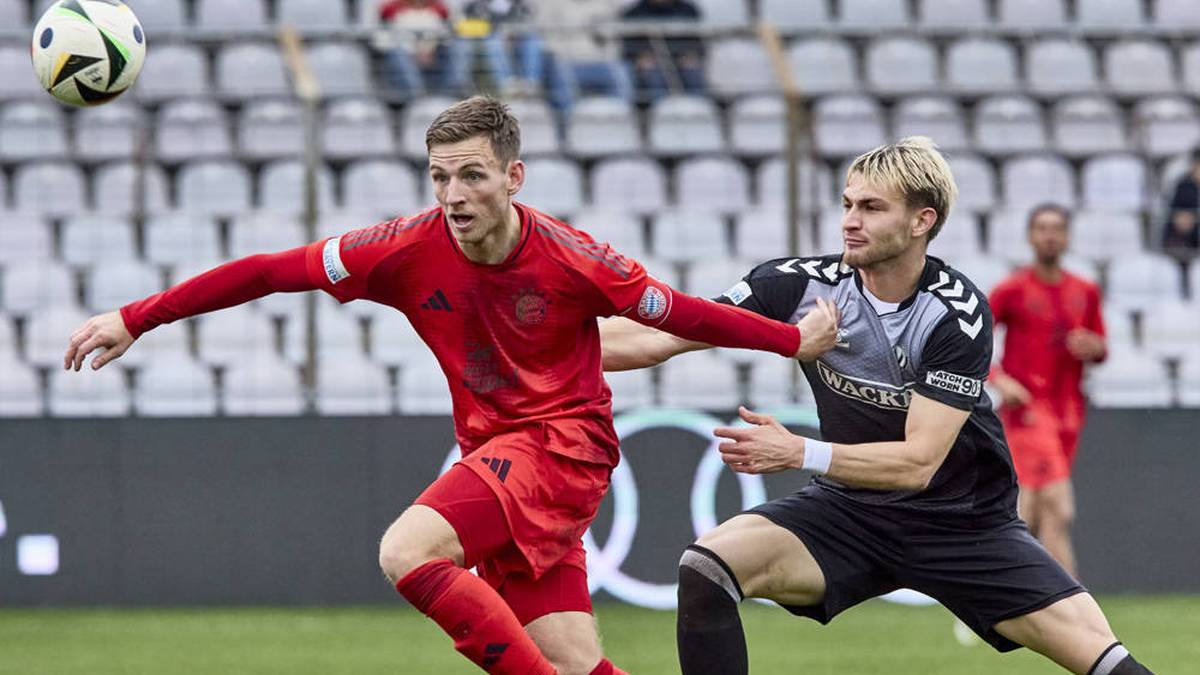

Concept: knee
[[377, 514, 454, 584]]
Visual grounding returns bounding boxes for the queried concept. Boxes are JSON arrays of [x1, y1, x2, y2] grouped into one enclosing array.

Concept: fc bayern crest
[[514, 288, 549, 325], [637, 286, 669, 321]]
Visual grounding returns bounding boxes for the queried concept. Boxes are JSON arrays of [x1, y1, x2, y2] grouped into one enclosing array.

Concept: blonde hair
[[847, 136, 958, 241]]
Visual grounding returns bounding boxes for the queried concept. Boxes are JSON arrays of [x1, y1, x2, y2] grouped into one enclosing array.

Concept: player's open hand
[[64, 311, 135, 372], [794, 297, 840, 362], [714, 406, 804, 474]]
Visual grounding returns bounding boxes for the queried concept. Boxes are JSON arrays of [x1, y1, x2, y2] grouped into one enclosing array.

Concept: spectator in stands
[[531, 0, 632, 109], [1162, 149, 1200, 256], [462, 0, 547, 95], [620, 0, 705, 100], [378, 0, 469, 95]]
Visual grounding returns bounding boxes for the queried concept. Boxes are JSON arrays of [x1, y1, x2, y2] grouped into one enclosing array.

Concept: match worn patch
[[637, 286, 669, 321], [322, 237, 350, 285], [924, 370, 982, 397], [722, 281, 753, 306]]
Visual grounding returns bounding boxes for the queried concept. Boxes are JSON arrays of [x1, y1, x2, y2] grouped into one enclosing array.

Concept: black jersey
[[718, 254, 1017, 521]]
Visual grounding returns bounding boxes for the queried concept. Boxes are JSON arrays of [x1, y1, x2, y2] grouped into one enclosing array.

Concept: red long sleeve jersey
[[307, 203, 651, 466]]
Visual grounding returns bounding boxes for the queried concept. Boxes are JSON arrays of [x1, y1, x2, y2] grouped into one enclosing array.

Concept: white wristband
[[801, 438, 833, 474]]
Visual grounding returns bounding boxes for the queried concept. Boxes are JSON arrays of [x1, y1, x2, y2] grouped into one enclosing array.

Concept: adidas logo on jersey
[[421, 289, 454, 311]]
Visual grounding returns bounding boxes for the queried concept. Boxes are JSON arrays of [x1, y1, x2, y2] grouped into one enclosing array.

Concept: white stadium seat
[[0, 0, 27, 29], [686, 257, 754, 299], [133, 0, 185, 33], [93, 162, 170, 216], [651, 210, 728, 262], [946, 154, 998, 213], [1105, 41, 1176, 97], [893, 97, 970, 153], [222, 355, 306, 416], [707, 39, 775, 97], [177, 161, 252, 216], [998, 0, 1067, 30], [866, 37, 939, 96], [0, 102, 68, 161], [974, 96, 1047, 156], [156, 100, 232, 162], [0, 215, 53, 265], [760, 0, 831, 29], [1106, 252, 1184, 310], [735, 207, 809, 262], [86, 260, 163, 312], [745, 350, 810, 406], [1025, 39, 1099, 97], [196, 0, 269, 33], [1000, 155, 1076, 210], [74, 103, 145, 161], [928, 212, 984, 262], [694, 0, 749, 27], [1078, 0, 1145, 32], [370, 310, 428, 367], [1051, 96, 1127, 157], [1, 261, 77, 317], [946, 38, 1019, 94], [60, 215, 138, 267], [566, 97, 640, 158], [1156, 0, 1200, 31], [315, 354, 392, 416], [1177, 351, 1200, 407], [756, 157, 835, 212], [135, 357, 219, 417], [0, 46, 43, 100], [729, 96, 785, 156], [603, 367, 655, 412], [343, 160, 421, 216], [13, 162, 85, 217], [590, 158, 668, 215], [1085, 350, 1172, 408], [145, 214, 224, 267], [278, 0, 351, 31], [520, 158, 584, 215], [919, 0, 989, 32], [135, 44, 209, 101], [659, 351, 740, 410], [0, 354, 43, 417], [568, 209, 647, 259], [195, 305, 283, 368], [950, 255, 1012, 295], [675, 157, 750, 214], [323, 98, 396, 159], [396, 358, 453, 414], [840, 0, 910, 31], [1141, 302, 1200, 360], [25, 306, 90, 369], [258, 160, 337, 214], [1133, 97, 1200, 158], [228, 213, 306, 259], [239, 100, 305, 160], [400, 96, 458, 160], [215, 42, 290, 98], [813, 95, 886, 158], [787, 38, 858, 95], [1069, 211, 1143, 264], [648, 96, 724, 156], [47, 366, 130, 417], [506, 98, 559, 156]]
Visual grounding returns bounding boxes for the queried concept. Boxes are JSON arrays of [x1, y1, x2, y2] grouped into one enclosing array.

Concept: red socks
[[589, 659, 629, 675], [396, 559, 557, 674]]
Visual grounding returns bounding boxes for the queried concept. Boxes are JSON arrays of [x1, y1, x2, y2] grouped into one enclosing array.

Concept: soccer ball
[[31, 0, 146, 107]]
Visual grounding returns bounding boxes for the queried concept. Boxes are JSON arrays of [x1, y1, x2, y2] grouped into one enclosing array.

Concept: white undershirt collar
[[860, 283, 901, 315]]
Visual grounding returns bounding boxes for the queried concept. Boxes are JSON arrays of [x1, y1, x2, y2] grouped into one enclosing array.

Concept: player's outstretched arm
[[599, 317, 709, 371]]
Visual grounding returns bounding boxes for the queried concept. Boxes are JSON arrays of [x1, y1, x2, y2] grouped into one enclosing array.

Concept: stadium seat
[[929, 212, 984, 262], [566, 97, 640, 158], [997, 0, 1067, 30], [675, 157, 751, 214], [1025, 39, 1099, 97], [603, 367, 654, 412], [1141, 301, 1200, 360], [590, 157, 667, 215], [318, 209, 392, 240], [839, 0, 910, 32], [113, 318, 193, 369], [892, 97, 970, 153], [1103, 308, 1137, 350], [135, 44, 209, 101], [278, 0, 350, 32], [258, 160, 337, 214], [506, 98, 559, 156], [1085, 350, 1172, 408], [132, 0, 185, 33], [658, 351, 740, 410], [315, 354, 392, 416], [196, 305, 283, 368], [707, 39, 776, 97], [1133, 97, 1200, 158], [946, 38, 1019, 94], [1106, 252, 1185, 310], [1189, 258, 1200, 301], [756, 157, 835, 212], [974, 96, 1048, 156], [0, 354, 43, 417], [215, 42, 290, 98], [813, 95, 886, 158], [945, 154, 997, 213], [195, 0, 269, 33], [759, 0, 831, 30], [0, 215, 53, 265], [312, 296, 365, 360], [0, 102, 68, 161], [648, 96, 724, 156], [866, 37, 939, 96], [0, 0, 27, 29], [735, 207, 808, 262], [228, 213, 306, 259], [322, 98, 396, 159], [47, 365, 131, 417], [568, 209, 647, 258], [817, 206, 847, 252], [305, 42, 373, 98], [949, 255, 1011, 295], [13, 162, 85, 217], [238, 100, 305, 160], [1182, 43, 1200, 96], [1081, 155, 1147, 212], [93, 162, 170, 216], [1104, 41, 1176, 97], [694, 0, 749, 27], [370, 309, 427, 367], [0, 47, 47, 100], [60, 216, 138, 267], [1069, 210, 1144, 264], [1051, 96, 1127, 157], [396, 358, 453, 414], [986, 208, 1033, 262], [25, 305, 89, 368], [520, 158, 584, 215], [1077, 0, 1145, 32], [135, 357, 219, 417], [155, 100, 233, 162], [651, 209, 728, 262], [1155, 0, 1200, 31], [222, 355, 306, 416], [685, 257, 754, 299], [1000, 155, 1076, 210], [786, 38, 858, 95], [1178, 352, 1200, 407], [176, 161, 252, 216], [729, 96, 785, 156], [74, 103, 145, 161], [0, 312, 13, 356], [1, 261, 76, 316], [343, 160, 421, 216], [918, 0, 989, 32], [399, 96, 457, 160], [639, 256, 683, 289]]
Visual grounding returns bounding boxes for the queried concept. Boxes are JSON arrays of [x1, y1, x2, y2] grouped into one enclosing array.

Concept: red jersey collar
[[441, 202, 533, 268]]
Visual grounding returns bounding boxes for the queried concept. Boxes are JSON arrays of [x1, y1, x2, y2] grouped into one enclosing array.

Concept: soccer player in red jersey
[[989, 204, 1107, 578], [62, 97, 836, 675]]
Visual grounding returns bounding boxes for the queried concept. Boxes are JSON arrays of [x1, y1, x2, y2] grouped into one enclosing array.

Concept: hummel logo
[[479, 456, 512, 482], [421, 289, 453, 311]]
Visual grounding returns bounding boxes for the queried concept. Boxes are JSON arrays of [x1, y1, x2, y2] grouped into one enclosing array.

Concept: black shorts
[[747, 485, 1085, 652]]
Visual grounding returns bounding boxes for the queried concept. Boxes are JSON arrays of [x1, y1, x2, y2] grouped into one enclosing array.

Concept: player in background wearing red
[[62, 97, 836, 675], [989, 204, 1107, 578]]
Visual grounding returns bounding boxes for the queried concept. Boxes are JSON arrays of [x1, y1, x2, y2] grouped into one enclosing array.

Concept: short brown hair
[[425, 96, 522, 166]]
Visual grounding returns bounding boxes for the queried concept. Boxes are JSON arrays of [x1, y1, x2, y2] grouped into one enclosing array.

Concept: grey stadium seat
[[1000, 155, 1076, 210], [946, 38, 1019, 94], [74, 103, 145, 161], [25, 305, 89, 368], [93, 162, 170, 216], [134, 44, 209, 102], [278, 0, 350, 32], [694, 0, 749, 27], [604, 368, 654, 413], [1025, 39, 1099, 97], [1179, 350, 1200, 408], [759, 0, 831, 30], [196, 305, 285, 368], [1069, 210, 1143, 264], [0, 355, 43, 417], [708, 38, 776, 98], [986, 207, 1035, 262], [0, 46, 45, 100], [973, 96, 1047, 156], [1104, 41, 1176, 97], [658, 350, 740, 410], [195, 0, 269, 33], [48, 365, 131, 417], [216, 42, 290, 98], [651, 209, 728, 262], [13, 162, 85, 217], [1183, 43, 1200, 96], [928, 211, 983, 262], [176, 160, 252, 216], [1051, 96, 1127, 157], [997, 0, 1067, 31], [686, 257, 755, 298], [316, 355, 392, 416], [520, 158, 584, 215], [568, 209, 647, 259], [86, 260, 163, 312], [1156, 0, 1200, 31], [60, 215, 137, 266], [0, 0, 27, 28], [755, 157, 835, 212], [787, 38, 858, 96], [397, 358, 453, 414], [506, 98, 559, 156], [0, 102, 67, 161], [0, 215, 53, 265], [839, 0, 910, 32], [735, 208, 809, 262], [307, 42, 372, 98], [1134, 97, 1200, 158], [951, 255, 1011, 296], [135, 357, 219, 417], [1081, 154, 1147, 212], [590, 157, 668, 215], [239, 100, 305, 160], [322, 98, 396, 159], [155, 100, 232, 162], [566, 97, 640, 158], [132, 0, 185, 33], [892, 97, 969, 153], [866, 37, 939, 96], [228, 213, 306, 259], [370, 309, 427, 367], [1077, 0, 1145, 33], [918, 0, 988, 32], [648, 96, 724, 156], [1085, 350, 1172, 408], [675, 157, 751, 214], [257, 161, 337, 214], [145, 214, 223, 266], [730, 96, 786, 156], [813, 95, 886, 158], [1106, 252, 1184, 311], [2, 261, 76, 317], [400, 96, 457, 160], [223, 356, 306, 416], [343, 160, 421, 215]]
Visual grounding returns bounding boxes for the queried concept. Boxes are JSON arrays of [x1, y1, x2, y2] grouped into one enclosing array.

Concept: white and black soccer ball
[[31, 0, 146, 106]]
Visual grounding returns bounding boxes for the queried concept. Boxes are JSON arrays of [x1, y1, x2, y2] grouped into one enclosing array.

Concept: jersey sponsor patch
[[924, 370, 982, 397], [722, 281, 753, 305], [322, 237, 350, 285], [637, 286, 669, 321], [816, 361, 913, 410]]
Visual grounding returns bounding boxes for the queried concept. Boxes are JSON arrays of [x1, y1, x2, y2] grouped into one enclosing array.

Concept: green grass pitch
[[2, 596, 1196, 674]]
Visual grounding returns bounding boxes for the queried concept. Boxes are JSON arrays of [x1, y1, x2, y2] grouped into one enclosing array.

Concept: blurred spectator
[[378, 0, 469, 95], [1163, 149, 1200, 255], [532, 0, 633, 109], [462, 0, 547, 94], [621, 0, 705, 100]]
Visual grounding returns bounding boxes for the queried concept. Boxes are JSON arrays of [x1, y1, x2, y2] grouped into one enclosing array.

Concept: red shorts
[[414, 428, 611, 623], [1000, 401, 1080, 490]]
